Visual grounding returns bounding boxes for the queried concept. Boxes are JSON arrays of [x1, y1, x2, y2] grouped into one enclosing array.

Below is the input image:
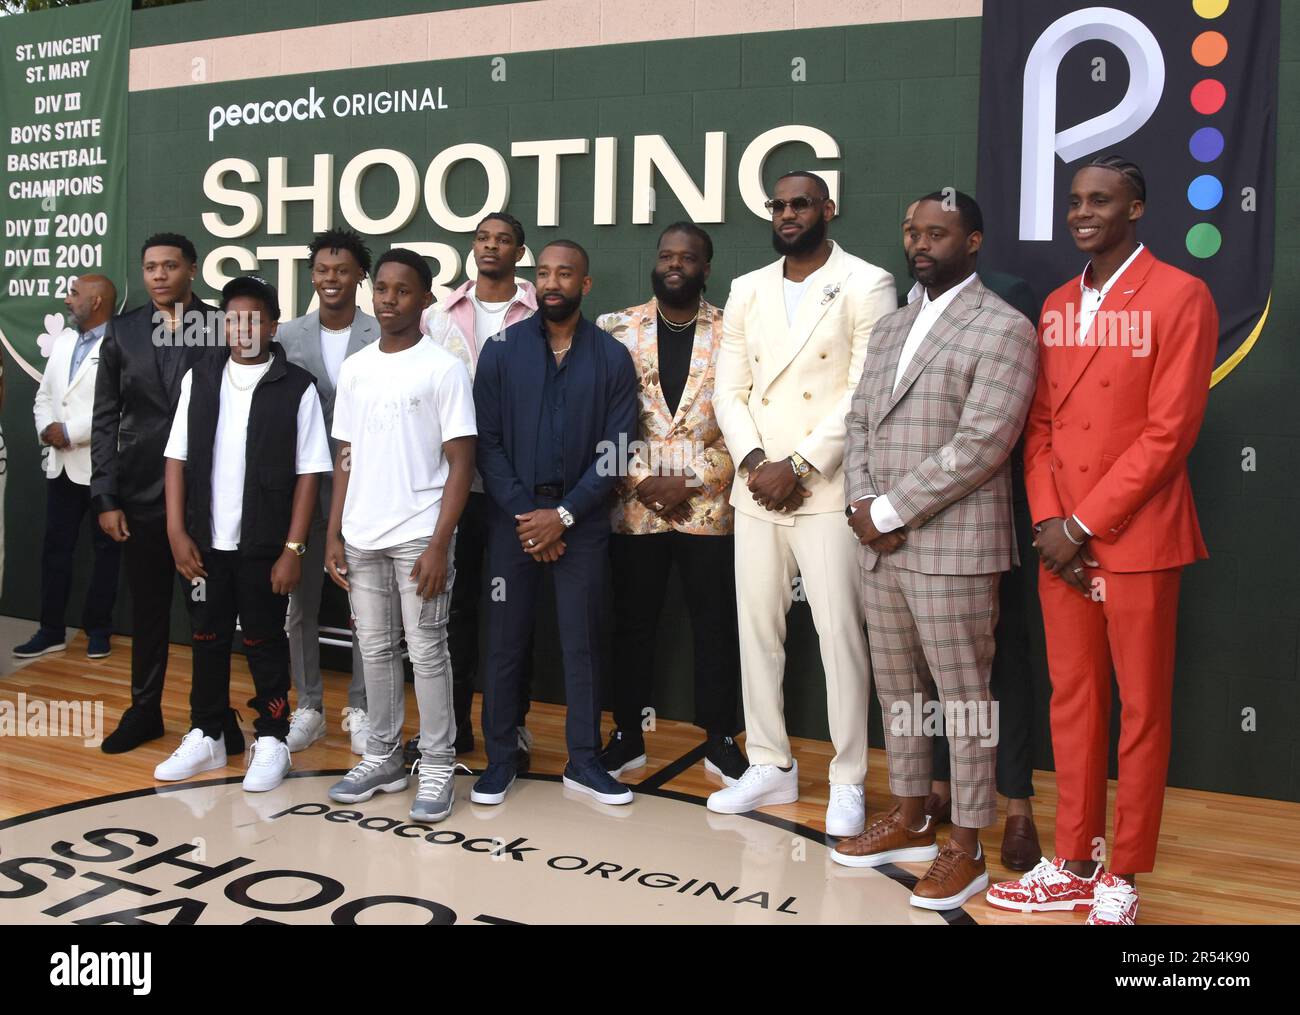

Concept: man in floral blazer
[[595, 223, 746, 785]]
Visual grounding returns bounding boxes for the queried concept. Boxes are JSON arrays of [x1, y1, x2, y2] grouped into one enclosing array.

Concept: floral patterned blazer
[[596, 298, 735, 536]]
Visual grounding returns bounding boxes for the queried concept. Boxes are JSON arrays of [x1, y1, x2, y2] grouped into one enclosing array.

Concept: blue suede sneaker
[[86, 633, 112, 659], [13, 628, 67, 658], [563, 759, 634, 805], [470, 762, 517, 805]]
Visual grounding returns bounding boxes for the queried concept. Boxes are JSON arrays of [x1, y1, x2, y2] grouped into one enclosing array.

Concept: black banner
[[976, 0, 1278, 384]]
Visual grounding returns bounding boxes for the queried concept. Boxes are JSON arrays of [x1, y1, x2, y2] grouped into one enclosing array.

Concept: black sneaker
[[13, 628, 67, 658], [470, 762, 517, 805], [599, 729, 646, 777], [101, 706, 164, 754], [563, 759, 633, 805], [704, 734, 748, 786], [223, 708, 245, 756]]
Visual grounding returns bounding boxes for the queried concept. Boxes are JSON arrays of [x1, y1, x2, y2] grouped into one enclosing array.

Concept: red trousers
[[1038, 565, 1182, 874]]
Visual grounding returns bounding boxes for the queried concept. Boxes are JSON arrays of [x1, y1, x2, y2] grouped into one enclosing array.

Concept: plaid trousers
[[862, 554, 1000, 828]]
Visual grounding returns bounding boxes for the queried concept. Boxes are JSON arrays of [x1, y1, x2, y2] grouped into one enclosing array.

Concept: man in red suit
[[986, 156, 1218, 925]]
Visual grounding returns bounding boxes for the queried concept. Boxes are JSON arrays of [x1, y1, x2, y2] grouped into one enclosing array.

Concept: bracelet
[[1061, 518, 1084, 546]]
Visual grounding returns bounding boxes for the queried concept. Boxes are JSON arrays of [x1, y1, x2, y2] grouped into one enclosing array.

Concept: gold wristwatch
[[285, 541, 307, 557], [789, 452, 813, 480]]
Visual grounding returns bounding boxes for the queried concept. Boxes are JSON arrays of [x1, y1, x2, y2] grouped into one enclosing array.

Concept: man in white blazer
[[709, 171, 896, 836], [15, 274, 122, 660]]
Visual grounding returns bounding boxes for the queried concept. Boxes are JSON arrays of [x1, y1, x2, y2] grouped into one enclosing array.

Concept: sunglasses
[[764, 196, 823, 215]]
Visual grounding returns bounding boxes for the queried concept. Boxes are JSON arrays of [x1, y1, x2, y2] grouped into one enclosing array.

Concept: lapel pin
[[821, 283, 841, 305]]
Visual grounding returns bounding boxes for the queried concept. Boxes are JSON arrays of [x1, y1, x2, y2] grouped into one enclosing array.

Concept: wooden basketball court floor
[[2, 629, 1297, 925]]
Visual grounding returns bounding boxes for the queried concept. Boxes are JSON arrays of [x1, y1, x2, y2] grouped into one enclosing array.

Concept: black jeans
[[122, 511, 177, 714], [185, 549, 291, 741], [40, 472, 121, 637], [450, 491, 532, 734], [609, 531, 741, 739]]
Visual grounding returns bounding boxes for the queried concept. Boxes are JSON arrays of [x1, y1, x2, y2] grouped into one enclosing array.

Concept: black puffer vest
[[184, 341, 315, 557]]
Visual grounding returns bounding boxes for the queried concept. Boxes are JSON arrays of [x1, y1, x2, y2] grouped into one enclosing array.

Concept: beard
[[650, 268, 705, 310], [540, 291, 582, 321], [771, 215, 828, 257]]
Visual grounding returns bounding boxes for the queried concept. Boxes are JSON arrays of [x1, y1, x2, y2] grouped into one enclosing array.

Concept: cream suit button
[[803, 392, 811, 400]]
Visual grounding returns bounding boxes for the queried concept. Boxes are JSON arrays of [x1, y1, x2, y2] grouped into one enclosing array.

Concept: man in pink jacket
[[423, 212, 538, 764]]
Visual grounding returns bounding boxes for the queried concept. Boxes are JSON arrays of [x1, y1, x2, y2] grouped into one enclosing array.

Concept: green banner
[[0, 0, 130, 383]]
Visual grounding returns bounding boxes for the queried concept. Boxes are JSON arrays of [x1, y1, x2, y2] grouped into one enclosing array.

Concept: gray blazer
[[276, 308, 380, 519], [845, 276, 1038, 576]]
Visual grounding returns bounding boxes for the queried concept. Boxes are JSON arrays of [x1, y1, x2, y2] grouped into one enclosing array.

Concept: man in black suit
[[469, 240, 638, 808], [92, 233, 236, 754]]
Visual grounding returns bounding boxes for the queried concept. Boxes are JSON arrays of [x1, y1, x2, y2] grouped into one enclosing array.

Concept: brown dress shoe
[[910, 841, 989, 910], [999, 814, 1043, 872], [924, 792, 951, 826], [830, 805, 938, 868]]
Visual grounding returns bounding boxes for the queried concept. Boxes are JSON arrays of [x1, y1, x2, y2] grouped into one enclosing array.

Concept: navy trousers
[[482, 498, 607, 767]]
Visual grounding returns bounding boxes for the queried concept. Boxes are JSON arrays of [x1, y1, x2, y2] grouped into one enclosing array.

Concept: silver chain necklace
[[226, 355, 273, 392], [659, 309, 699, 333]]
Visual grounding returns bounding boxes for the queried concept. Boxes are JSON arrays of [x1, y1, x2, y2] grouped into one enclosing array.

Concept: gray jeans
[[346, 535, 456, 763], [286, 513, 386, 712]]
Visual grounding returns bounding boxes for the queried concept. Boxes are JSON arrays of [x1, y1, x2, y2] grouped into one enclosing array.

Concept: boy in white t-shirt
[[156, 275, 333, 792], [324, 249, 477, 823]]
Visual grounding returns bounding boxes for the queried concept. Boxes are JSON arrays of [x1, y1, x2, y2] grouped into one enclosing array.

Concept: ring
[[1073, 567, 1084, 575], [528, 538, 536, 547], [652, 501, 665, 511]]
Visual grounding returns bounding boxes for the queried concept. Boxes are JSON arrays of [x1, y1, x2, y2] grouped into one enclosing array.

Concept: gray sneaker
[[328, 749, 408, 803], [409, 758, 468, 823]]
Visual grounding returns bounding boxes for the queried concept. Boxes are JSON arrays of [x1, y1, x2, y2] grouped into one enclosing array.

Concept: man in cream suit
[[709, 171, 895, 836], [277, 228, 394, 754], [15, 274, 122, 660], [831, 192, 1038, 913]]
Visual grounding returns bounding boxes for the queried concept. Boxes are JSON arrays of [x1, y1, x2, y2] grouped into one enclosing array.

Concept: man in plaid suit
[[831, 191, 1038, 912]]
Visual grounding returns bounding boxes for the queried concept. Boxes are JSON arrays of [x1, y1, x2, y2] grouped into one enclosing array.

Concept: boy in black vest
[[158, 275, 334, 791]]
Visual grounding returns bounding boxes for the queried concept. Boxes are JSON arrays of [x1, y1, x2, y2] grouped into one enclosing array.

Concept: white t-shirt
[[471, 289, 518, 346], [783, 276, 812, 326], [320, 324, 352, 388], [331, 337, 477, 551], [164, 358, 334, 550]]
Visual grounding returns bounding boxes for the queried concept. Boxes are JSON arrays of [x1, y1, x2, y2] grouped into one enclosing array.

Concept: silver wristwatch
[[556, 506, 575, 528]]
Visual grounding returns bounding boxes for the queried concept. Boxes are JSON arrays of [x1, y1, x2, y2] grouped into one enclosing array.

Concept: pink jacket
[[422, 277, 538, 377]]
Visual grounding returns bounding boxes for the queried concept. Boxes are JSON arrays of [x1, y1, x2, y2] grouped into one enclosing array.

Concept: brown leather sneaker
[[910, 841, 989, 910], [924, 792, 952, 826], [830, 805, 938, 868], [999, 814, 1043, 872]]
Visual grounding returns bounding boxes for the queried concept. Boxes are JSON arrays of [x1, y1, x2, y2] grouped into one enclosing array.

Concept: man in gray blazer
[[831, 192, 1038, 913], [277, 228, 392, 754]]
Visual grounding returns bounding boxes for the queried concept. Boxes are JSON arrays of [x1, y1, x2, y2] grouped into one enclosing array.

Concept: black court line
[[633, 741, 709, 791], [0, 767, 977, 925]]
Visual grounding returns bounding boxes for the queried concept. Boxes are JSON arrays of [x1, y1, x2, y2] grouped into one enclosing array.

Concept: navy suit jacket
[[473, 313, 638, 525]]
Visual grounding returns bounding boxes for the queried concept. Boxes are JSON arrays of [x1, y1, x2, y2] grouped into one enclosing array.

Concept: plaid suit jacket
[[845, 276, 1038, 575]]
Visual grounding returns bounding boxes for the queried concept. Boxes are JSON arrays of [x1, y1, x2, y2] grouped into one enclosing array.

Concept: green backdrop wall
[[1, 0, 1295, 801]]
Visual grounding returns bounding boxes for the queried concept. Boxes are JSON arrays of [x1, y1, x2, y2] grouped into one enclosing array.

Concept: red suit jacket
[[1024, 247, 1218, 573]]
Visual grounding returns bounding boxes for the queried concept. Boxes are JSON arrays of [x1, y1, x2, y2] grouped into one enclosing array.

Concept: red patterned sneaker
[[1086, 871, 1139, 925], [985, 856, 1101, 912]]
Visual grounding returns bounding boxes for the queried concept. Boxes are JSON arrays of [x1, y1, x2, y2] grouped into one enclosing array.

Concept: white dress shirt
[[865, 272, 978, 534]]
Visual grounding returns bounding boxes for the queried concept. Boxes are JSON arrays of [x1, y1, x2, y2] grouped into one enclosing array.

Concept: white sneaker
[[341, 707, 370, 756], [826, 783, 866, 837], [154, 728, 227, 782], [243, 736, 292, 792], [706, 760, 799, 814], [285, 707, 325, 753]]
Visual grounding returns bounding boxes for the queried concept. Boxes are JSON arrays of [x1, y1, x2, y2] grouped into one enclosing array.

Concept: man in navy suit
[[470, 239, 638, 808]]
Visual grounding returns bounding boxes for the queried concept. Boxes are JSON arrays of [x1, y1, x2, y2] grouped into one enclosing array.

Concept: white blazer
[[714, 241, 896, 523], [33, 329, 103, 485]]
